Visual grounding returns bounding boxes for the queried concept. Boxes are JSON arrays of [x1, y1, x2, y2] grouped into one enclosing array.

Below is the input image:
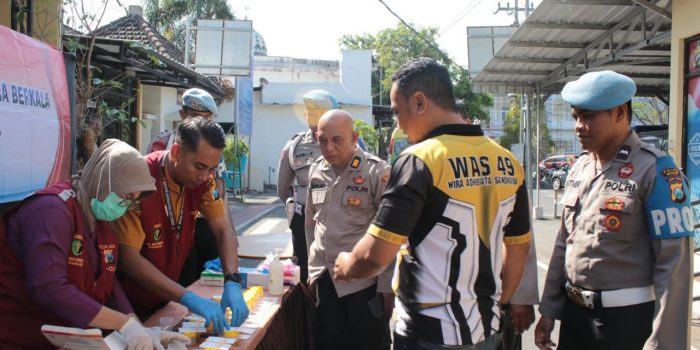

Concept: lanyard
[[161, 154, 184, 236]]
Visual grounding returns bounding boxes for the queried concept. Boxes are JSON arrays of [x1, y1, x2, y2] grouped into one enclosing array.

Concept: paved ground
[[227, 188, 700, 349]]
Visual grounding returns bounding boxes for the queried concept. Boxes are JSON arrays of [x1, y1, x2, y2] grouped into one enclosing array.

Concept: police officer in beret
[[277, 90, 338, 283], [534, 71, 693, 350]]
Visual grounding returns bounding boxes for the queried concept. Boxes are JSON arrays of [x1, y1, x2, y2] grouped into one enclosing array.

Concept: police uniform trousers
[[290, 211, 308, 283], [179, 217, 219, 287], [313, 271, 391, 350], [558, 292, 654, 350]]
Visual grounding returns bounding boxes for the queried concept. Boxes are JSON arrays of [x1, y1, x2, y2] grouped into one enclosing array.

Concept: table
[[237, 232, 294, 259], [145, 281, 314, 350]]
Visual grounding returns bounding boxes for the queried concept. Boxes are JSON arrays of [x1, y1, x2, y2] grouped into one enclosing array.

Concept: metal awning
[[472, 0, 672, 99]]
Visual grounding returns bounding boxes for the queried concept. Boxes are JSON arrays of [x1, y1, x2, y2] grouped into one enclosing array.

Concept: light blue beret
[[302, 89, 339, 110], [183, 88, 217, 115], [561, 70, 636, 111]]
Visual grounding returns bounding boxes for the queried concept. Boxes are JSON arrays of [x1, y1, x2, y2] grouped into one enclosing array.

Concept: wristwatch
[[224, 272, 242, 284]]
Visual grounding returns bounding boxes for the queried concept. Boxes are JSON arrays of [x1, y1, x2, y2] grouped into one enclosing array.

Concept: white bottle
[[268, 249, 284, 296]]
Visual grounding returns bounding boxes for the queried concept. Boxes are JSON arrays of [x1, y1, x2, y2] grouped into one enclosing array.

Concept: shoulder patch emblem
[[350, 157, 361, 169], [604, 197, 625, 211], [71, 239, 83, 257], [353, 175, 366, 185], [661, 167, 687, 203], [603, 214, 622, 232], [103, 249, 115, 265], [616, 145, 631, 160], [382, 175, 390, 183], [618, 163, 634, 178]]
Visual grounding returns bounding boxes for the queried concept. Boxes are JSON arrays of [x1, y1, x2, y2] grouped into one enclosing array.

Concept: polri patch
[[382, 175, 390, 183], [616, 145, 631, 160], [618, 163, 634, 178], [603, 214, 622, 232], [604, 197, 625, 211], [350, 157, 361, 169], [103, 249, 115, 265]]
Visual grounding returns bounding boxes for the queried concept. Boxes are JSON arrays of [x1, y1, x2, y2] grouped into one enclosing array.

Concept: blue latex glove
[[180, 291, 229, 335], [221, 281, 249, 326]]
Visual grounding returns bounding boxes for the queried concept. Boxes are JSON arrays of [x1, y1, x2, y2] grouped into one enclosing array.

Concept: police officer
[[305, 109, 393, 350], [535, 71, 693, 350], [277, 89, 338, 283]]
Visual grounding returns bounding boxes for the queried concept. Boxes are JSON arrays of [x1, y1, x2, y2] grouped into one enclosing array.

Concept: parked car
[[550, 164, 571, 190], [540, 155, 578, 170], [632, 124, 668, 154]]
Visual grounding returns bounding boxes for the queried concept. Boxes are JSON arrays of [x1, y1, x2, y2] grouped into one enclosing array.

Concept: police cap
[[561, 70, 636, 111]]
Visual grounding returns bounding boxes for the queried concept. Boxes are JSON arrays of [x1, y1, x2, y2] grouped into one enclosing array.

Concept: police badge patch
[[603, 214, 622, 232], [616, 145, 631, 160], [350, 157, 361, 169]]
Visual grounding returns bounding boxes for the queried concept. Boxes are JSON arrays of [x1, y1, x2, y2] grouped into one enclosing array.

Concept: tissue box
[[201, 269, 224, 287], [240, 267, 269, 289]]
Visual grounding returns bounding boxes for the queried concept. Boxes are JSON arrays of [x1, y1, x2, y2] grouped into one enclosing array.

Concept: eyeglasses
[[119, 195, 141, 208]]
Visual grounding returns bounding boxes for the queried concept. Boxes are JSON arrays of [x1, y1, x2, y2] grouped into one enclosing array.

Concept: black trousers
[[179, 217, 220, 287], [557, 296, 654, 350], [314, 271, 391, 350], [290, 212, 308, 283], [394, 333, 502, 350]]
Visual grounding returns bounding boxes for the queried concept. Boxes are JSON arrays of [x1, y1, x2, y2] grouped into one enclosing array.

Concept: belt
[[294, 202, 305, 216], [565, 281, 655, 309]]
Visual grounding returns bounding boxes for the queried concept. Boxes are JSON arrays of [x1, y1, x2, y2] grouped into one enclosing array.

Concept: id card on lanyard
[[161, 154, 184, 239]]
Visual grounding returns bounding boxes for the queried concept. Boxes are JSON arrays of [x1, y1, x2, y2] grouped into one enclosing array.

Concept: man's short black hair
[[175, 117, 226, 152], [392, 58, 456, 111]]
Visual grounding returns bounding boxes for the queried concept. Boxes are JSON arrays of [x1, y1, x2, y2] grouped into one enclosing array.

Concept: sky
[[100, 0, 543, 68]]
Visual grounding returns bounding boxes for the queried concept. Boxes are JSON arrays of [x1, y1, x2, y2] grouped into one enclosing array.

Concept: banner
[[0, 26, 71, 203], [686, 37, 700, 246]]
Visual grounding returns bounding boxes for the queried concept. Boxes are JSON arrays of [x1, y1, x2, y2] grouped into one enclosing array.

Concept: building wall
[[140, 84, 181, 154], [0, 0, 61, 48], [669, 0, 700, 163], [247, 50, 373, 192]]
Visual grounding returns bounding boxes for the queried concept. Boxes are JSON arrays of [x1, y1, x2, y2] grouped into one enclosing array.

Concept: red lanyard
[[160, 154, 184, 237]]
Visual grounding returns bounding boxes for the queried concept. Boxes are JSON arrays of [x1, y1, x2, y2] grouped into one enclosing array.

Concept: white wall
[[246, 50, 373, 191], [140, 85, 181, 154]]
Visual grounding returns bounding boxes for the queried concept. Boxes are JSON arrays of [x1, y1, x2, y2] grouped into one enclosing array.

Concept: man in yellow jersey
[[334, 58, 531, 349]]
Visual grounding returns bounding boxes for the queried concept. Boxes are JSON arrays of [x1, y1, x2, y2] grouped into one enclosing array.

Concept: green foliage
[[499, 95, 555, 164], [223, 136, 249, 169], [339, 23, 493, 123], [632, 97, 668, 125], [353, 119, 378, 154]]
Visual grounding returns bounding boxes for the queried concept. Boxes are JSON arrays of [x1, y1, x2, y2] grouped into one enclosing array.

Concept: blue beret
[[302, 89, 338, 110], [183, 88, 217, 115], [561, 70, 636, 111]]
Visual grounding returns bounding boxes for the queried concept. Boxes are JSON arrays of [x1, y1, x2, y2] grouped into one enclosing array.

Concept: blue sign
[[236, 76, 253, 136]]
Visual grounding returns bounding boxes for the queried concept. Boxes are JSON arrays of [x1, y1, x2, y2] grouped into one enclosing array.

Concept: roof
[[95, 14, 184, 63], [472, 0, 672, 97]]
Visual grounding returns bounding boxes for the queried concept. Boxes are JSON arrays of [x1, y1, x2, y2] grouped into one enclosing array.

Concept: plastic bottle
[[268, 249, 284, 296]]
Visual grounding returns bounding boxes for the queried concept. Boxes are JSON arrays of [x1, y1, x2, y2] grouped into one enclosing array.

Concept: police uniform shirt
[[305, 148, 393, 297], [368, 124, 532, 346], [277, 130, 322, 206], [539, 131, 693, 350]]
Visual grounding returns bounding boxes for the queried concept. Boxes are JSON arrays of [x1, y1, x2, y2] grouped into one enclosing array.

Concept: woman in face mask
[[0, 139, 188, 349]]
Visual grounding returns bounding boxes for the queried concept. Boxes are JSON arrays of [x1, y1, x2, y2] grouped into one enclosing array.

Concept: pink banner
[[0, 26, 71, 203]]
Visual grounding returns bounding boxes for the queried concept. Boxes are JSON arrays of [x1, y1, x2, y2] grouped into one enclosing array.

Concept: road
[[238, 189, 698, 350]]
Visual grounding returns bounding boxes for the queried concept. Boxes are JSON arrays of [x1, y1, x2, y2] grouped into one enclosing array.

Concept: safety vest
[[0, 182, 118, 349], [120, 151, 208, 316]]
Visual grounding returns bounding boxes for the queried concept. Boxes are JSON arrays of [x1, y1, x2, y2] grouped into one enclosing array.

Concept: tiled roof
[[95, 14, 185, 63]]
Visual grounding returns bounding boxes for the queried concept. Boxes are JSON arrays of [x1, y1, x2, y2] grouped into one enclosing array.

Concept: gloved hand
[[221, 281, 249, 326], [119, 317, 153, 350], [180, 290, 229, 335], [146, 328, 191, 350]]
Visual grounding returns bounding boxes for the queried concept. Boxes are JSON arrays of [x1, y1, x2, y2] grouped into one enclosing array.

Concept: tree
[[143, 0, 234, 54], [499, 95, 555, 165], [339, 23, 492, 122], [632, 97, 668, 125], [64, 0, 143, 168], [354, 119, 378, 155]]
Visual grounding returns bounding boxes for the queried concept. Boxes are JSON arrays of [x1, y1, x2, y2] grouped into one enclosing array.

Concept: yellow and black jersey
[[369, 124, 531, 346]]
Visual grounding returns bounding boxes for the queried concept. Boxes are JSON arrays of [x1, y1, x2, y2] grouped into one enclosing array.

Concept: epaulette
[[365, 152, 383, 163], [312, 155, 325, 165], [639, 143, 665, 158], [289, 131, 305, 141]]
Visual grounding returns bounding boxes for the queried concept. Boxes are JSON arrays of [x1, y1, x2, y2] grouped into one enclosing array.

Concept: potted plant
[[223, 136, 250, 172]]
